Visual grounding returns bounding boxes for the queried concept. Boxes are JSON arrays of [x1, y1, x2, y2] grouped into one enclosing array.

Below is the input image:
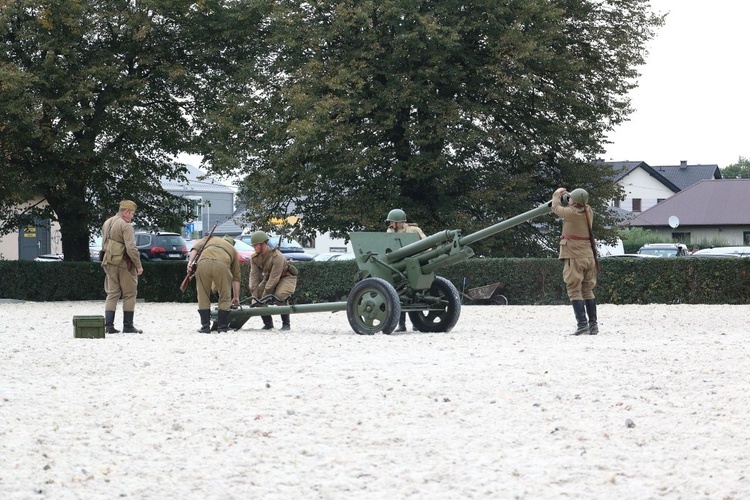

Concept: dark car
[[236, 233, 313, 261], [134, 232, 189, 261]]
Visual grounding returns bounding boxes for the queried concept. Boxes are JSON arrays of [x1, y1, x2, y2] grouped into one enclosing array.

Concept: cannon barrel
[[385, 230, 457, 264], [459, 200, 554, 246], [384, 198, 557, 264]]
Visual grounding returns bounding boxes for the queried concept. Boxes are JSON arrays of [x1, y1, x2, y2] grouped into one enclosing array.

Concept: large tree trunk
[[47, 181, 93, 262]]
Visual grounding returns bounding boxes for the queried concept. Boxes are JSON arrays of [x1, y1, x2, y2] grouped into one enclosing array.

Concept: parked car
[[89, 236, 103, 262], [692, 246, 750, 257], [637, 243, 689, 258], [687, 253, 741, 258], [313, 252, 347, 262], [184, 238, 253, 262], [232, 240, 255, 262], [134, 232, 189, 261], [600, 253, 657, 258], [332, 252, 356, 261], [34, 253, 64, 262], [236, 233, 313, 261]]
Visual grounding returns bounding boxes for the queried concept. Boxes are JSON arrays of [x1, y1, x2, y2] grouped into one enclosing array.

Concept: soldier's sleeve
[[120, 221, 142, 268], [249, 259, 262, 291], [263, 253, 285, 295], [230, 251, 241, 282]]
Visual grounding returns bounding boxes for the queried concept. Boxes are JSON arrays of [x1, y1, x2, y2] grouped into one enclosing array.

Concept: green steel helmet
[[570, 188, 589, 205], [385, 208, 407, 223], [222, 235, 235, 246], [250, 230, 269, 245]]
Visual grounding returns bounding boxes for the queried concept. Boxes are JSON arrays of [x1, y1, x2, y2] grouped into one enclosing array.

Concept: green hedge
[[1, 257, 749, 305]]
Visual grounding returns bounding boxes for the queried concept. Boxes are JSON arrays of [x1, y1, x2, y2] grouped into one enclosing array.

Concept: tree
[[721, 157, 750, 179], [203, 0, 661, 255], [0, 0, 268, 260]]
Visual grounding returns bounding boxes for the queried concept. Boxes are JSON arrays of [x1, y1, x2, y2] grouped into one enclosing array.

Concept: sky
[[179, 0, 749, 172], [602, 0, 750, 169]]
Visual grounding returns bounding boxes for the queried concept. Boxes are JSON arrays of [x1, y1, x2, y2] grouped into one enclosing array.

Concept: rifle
[[180, 221, 219, 292], [583, 206, 601, 275]]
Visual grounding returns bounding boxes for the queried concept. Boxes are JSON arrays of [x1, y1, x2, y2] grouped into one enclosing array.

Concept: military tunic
[[552, 192, 597, 301], [387, 223, 426, 239], [192, 236, 241, 310], [101, 214, 142, 312], [250, 248, 297, 302]]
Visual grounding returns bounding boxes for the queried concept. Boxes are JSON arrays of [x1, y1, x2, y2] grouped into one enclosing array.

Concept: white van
[[597, 238, 624, 257]]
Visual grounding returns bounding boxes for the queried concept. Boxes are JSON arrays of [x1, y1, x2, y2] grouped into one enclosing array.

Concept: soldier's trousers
[[251, 275, 297, 302], [562, 257, 597, 301], [103, 264, 138, 311], [196, 259, 234, 310]]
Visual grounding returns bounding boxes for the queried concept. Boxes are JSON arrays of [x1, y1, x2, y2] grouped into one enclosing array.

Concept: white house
[[604, 160, 721, 213]]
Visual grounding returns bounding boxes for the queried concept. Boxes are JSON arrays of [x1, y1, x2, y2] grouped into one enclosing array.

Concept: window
[[744, 232, 750, 245], [612, 199, 620, 208], [672, 232, 690, 244], [632, 198, 642, 212]]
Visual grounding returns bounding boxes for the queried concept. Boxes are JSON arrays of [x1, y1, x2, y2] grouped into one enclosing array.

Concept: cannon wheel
[[346, 277, 401, 335], [408, 276, 461, 333]]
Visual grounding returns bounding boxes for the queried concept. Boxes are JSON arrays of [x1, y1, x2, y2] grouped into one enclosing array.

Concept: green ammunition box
[[72, 315, 105, 339]]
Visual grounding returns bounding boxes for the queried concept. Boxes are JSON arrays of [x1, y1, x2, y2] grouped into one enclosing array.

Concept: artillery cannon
[[215, 195, 568, 335]]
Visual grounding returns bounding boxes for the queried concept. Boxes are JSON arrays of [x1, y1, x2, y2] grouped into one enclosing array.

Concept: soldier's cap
[[119, 200, 137, 211], [222, 235, 236, 246]]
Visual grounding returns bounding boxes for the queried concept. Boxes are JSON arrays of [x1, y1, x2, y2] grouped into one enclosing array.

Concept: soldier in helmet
[[249, 230, 298, 331], [552, 187, 599, 336], [386, 209, 426, 240], [386, 208, 426, 331], [188, 234, 241, 333]]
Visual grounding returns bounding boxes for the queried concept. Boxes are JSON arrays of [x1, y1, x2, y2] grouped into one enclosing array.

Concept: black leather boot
[[261, 315, 274, 330], [280, 314, 291, 331], [105, 310, 120, 334], [197, 309, 211, 333], [122, 311, 143, 334], [395, 313, 406, 332], [570, 300, 589, 336], [585, 298, 598, 335], [217, 310, 231, 333]]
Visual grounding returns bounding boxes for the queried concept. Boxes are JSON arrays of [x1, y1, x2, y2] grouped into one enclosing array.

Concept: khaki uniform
[[193, 236, 241, 310], [387, 221, 426, 331], [552, 193, 596, 301], [387, 223, 426, 239], [101, 215, 142, 312], [250, 248, 297, 301]]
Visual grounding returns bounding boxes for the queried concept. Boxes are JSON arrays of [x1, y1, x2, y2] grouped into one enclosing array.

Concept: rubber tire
[[408, 276, 462, 333], [346, 277, 401, 335], [490, 294, 508, 306]]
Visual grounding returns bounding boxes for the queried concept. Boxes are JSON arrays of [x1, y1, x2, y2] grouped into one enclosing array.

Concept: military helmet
[[385, 208, 407, 223], [250, 230, 269, 245], [569, 188, 589, 205]]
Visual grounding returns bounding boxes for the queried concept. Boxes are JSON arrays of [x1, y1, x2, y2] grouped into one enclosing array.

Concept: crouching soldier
[[386, 208, 426, 332], [249, 231, 298, 331], [189, 234, 241, 333]]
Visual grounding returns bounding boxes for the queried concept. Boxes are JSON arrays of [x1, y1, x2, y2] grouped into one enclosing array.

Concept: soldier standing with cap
[[386, 208, 426, 332], [188, 234, 241, 333], [249, 231, 298, 331], [551, 187, 599, 336], [101, 200, 144, 333]]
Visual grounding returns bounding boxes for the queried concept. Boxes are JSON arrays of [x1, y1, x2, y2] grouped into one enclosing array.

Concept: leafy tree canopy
[[721, 156, 750, 179], [204, 0, 662, 256], [0, 0, 269, 260]]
